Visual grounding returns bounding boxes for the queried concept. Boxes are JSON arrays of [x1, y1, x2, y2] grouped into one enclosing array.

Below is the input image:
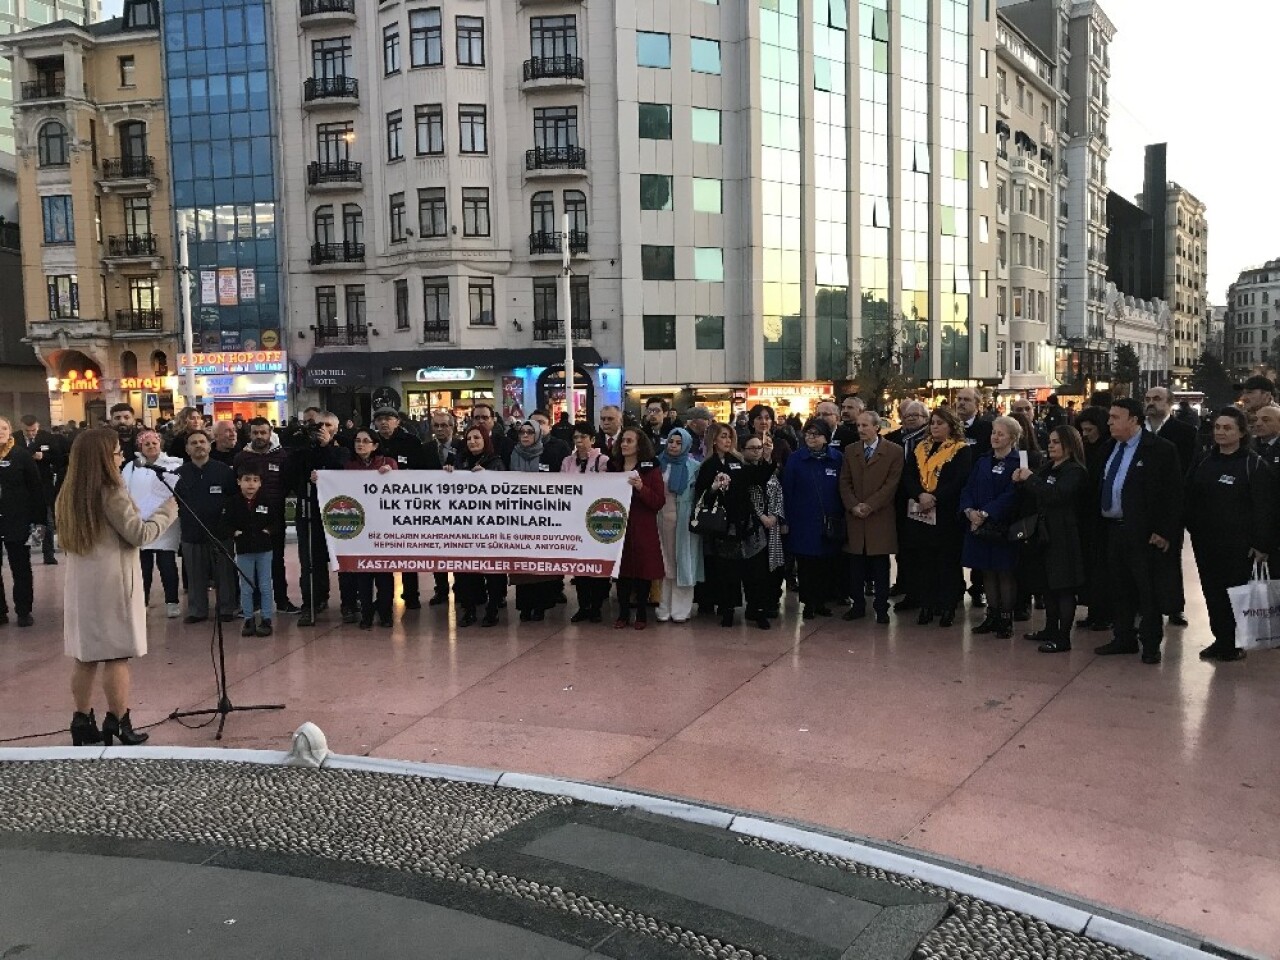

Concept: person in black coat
[[1013, 425, 1089, 653], [174, 430, 237, 623], [901, 407, 973, 627], [287, 412, 352, 626], [372, 407, 427, 610], [1073, 406, 1112, 631], [451, 425, 508, 628], [1252, 405, 1280, 469], [1185, 407, 1274, 662], [1143, 386, 1198, 626], [18, 414, 64, 564], [0, 416, 46, 627], [1094, 398, 1184, 664], [422, 410, 465, 604]]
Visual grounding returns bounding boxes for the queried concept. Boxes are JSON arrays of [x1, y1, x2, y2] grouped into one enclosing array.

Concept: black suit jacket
[[1099, 432, 1182, 543], [594, 431, 622, 455], [1152, 417, 1196, 475], [963, 417, 992, 456], [1255, 437, 1280, 471], [20, 430, 64, 489]]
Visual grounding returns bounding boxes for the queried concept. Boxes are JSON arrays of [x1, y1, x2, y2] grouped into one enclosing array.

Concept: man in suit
[[839, 411, 904, 624], [1143, 385, 1197, 626], [955, 388, 990, 606], [884, 400, 929, 605], [594, 404, 624, 456], [1095, 398, 1183, 664], [1252, 404, 1280, 468], [833, 395, 864, 451], [423, 409, 464, 606], [18, 415, 63, 564]]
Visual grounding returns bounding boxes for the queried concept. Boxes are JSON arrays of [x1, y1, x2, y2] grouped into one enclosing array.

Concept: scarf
[[0, 438, 14, 460], [658, 427, 693, 494], [915, 438, 964, 493], [509, 420, 545, 472]]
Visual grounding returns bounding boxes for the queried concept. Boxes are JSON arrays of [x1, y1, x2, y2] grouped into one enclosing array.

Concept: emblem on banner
[[584, 498, 627, 544], [322, 495, 366, 540]]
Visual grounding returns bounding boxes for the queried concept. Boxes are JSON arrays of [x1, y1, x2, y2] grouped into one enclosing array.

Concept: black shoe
[[101, 710, 148, 746], [1075, 617, 1093, 628], [277, 600, 301, 614], [556, 592, 569, 605], [588, 609, 603, 623], [1023, 630, 1054, 643], [875, 612, 890, 624], [803, 606, 816, 621], [531, 609, 545, 622], [938, 610, 956, 627], [70, 709, 101, 746], [842, 606, 866, 621], [754, 615, 771, 630], [995, 617, 1013, 639], [888, 582, 904, 597], [1012, 607, 1031, 622], [1090, 620, 1114, 632], [570, 609, 591, 623], [972, 614, 1000, 635], [458, 609, 477, 628], [1095, 641, 1139, 656], [428, 592, 449, 606], [297, 612, 316, 627], [359, 619, 373, 630], [341, 607, 359, 624], [1038, 637, 1072, 653], [519, 609, 532, 622], [698, 604, 716, 618], [815, 606, 833, 617], [1033, 597, 1045, 610], [1199, 644, 1221, 660], [1141, 649, 1162, 664], [183, 614, 207, 624], [218, 613, 238, 623], [894, 599, 920, 612], [1167, 613, 1188, 626], [917, 608, 934, 625], [969, 590, 986, 608], [481, 609, 500, 627], [257, 619, 273, 637], [720, 610, 734, 627], [404, 598, 422, 610], [242, 618, 256, 636], [16, 614, 33, 628], [1216, 648, 1247, 662], [379, 615, 393, 627], [44, 557, 59, 565]]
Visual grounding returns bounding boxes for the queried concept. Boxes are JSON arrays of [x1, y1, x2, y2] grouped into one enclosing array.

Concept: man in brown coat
[[839, 411, 904, 623]]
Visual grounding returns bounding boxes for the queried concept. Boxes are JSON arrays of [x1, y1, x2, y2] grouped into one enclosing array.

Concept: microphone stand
[[144, 461, 285, 739]]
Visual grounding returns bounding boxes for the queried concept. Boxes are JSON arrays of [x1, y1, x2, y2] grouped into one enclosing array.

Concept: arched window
[[530, 191, 554, 235], [151, 351, 168, 376], [342, 203, 363, 245], [37, 121, 68, 166], [120, 351, 138, 378], [314, 205, 335, 245], [563, 190, 587, 234]]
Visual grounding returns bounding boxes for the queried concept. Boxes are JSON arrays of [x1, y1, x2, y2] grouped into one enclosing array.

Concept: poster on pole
[[315, 471, 632, 576], [200, 270, 217, 305]]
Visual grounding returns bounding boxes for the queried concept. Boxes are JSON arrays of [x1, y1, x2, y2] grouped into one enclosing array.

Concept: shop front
[[47, 364, 106, 426], [402, 367, 496, 421], [117, 375, 178, 427], [745, 382, 834, 421], [180, 350, 290, 424]]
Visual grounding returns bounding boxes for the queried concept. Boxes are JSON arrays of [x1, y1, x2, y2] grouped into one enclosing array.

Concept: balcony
[[422, 324, 450, 344], [114, 308, 164, 334], [99, 156, 157, 194], [313, 324, 368, 346], [0, 219, 18, 252], [533, 318, 592, 342], [303, 76, 358, 109], [19, 78, 65, 101], [307, 159, 363, 190], [524, 146, 587, 178], [309, 241, 365, 268], [300, 0, 355, 25], [528, 230, 589, 257], [521, 56, 585, 90], [103, 234, 163, 270]]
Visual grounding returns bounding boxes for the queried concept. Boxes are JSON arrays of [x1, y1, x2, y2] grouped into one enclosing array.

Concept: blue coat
[[781, 445, 844, 558], [958, 450, 1021, 570]]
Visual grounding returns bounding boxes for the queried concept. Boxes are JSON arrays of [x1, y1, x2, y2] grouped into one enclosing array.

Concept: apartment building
[[1224, 259, 1280, 377], [3, 0, 175, 426], [1137, 174, 1206, 381]]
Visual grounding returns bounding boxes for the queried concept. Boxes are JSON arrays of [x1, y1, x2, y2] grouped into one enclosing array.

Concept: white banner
[[315, 470, 632, 576]]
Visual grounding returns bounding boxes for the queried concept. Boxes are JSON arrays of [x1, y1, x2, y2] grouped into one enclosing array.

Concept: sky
[[100, 0, 1277, 303]]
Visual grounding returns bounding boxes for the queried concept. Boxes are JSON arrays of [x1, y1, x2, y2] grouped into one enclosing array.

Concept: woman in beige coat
[[57, 428, 177, 746]]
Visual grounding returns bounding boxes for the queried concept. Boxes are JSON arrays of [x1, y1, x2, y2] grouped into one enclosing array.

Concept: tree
[[1113, 344, 1141, 397], [1190, 351, 1235, 411], [845, 293, 921, 412]]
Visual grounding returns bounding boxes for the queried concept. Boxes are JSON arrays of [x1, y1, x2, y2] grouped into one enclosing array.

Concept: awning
[[303, 347, 605, 388]]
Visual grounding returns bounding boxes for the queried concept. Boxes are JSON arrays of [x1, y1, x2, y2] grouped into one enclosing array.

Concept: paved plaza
[[0, 554, 1277, 958]]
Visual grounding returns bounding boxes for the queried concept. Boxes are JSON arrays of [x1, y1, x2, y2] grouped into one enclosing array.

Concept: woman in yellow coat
[[57, 427, 177, 746]]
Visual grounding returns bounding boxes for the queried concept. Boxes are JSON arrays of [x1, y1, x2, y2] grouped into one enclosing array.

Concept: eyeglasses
[[803, 431, 825, 438], [519, 429, 537, 436], [744, 444, 763, 451]]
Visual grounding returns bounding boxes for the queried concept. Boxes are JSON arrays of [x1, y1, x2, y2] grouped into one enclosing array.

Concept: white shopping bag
[[1228, 562, 1280, 651]]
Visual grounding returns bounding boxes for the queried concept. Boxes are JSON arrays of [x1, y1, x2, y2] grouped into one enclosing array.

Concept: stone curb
[[0, 746, 1260, 960]]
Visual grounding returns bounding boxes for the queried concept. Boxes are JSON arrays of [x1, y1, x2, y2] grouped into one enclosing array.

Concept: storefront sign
[[179, 351, 287, 375], [415, 367, 476, 382], [746, 382, 834, 401], [239, 268, 257, 301], [260, 329, 280, 349], [316, 471, 632, 576], [120, 376, 171, 391], [56, 370, 101, 393]]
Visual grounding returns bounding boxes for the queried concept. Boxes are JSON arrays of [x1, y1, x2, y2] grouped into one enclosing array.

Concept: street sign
[[145, 393, 159, 409]]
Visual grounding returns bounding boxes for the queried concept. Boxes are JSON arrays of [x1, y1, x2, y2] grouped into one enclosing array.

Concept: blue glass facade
[[162, 0, 280, 352]]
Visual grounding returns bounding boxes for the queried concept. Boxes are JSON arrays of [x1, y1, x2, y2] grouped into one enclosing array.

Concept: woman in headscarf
[[655, 427, 704, 623], [507, 418, 562, 621], [609, 427, 666, 629]]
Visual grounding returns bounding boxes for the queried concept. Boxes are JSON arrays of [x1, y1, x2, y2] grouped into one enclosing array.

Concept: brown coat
[[839, 438, 904, 556], [64, 484, 177, 662]]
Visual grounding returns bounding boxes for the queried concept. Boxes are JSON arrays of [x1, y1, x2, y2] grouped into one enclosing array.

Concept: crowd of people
[[5, 376, 1277, 747]]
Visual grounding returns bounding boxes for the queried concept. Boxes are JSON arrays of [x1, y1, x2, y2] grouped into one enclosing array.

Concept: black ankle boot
[[102, 710, 148, 746], [70, 709, 101, 746], [995, 613, 1013, 639], [972, 613, 1000, 634]]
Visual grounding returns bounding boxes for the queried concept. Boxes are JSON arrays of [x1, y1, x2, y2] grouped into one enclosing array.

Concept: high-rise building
[[1, 0, 102, 158], [1224, 260, 1280, 377], [3, 0, 176, 427]]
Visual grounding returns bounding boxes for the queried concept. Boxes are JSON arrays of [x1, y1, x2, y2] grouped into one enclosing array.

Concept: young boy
[[230, 466, 280, 636]]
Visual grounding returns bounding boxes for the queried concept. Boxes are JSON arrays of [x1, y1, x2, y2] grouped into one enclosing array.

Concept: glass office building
[[161, 0, 280, 353]]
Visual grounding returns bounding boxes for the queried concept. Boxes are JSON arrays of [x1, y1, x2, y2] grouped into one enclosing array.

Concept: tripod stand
[[148, 464, 285, 740]]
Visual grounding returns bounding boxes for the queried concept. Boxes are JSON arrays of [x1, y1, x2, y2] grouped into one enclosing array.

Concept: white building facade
[[1103, 281, 1167, 390], [1225, 259, 1280, 377]]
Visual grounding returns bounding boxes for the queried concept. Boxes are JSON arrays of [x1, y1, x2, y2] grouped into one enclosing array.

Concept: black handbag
[[1007, 513, 1048, 546], [689, 493, 729, 537], [821, 513, 847, 545], [971, 519, 1008, 541]]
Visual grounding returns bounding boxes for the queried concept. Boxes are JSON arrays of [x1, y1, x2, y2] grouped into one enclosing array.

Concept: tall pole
[[561, 211, 574, 423], [180, 225, 196, 409]]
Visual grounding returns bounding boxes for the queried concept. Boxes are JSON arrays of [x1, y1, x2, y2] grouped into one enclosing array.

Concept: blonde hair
[[56, 428, 123, 555], [991, 415, 1023, 448]]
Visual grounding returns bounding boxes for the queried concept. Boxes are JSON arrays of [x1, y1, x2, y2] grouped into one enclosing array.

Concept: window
[[394, 279, 410, 330], [978, 160, 989, 189], [1013, 341, 1023, 371], [423, 279, 450, 337], [638, 103, 672, 140], [389, 192, 406, 242], [980, 216, 990, 244], [312, 36, 352, 78], [456, 16, 485, 65], [694, 248, 724, 281], [690, 37, 721, 74], [410, 8, 443, 67], [345, 285, 366, 329], [119, 55, 136, 87], [639, 174, 672, 211], [41, 196, 74, 244], [47, 275, 79, 319], [468, 280, 494, 325], [459, 105, 487, 153], [641, 245, 675, 280], [123, 0, 157, 28], [695, 315, 724, 349], [415, 104, 444, 154], [692, 178, 722, 213], [533, 277, 558, 326], [418, 187, 447, 237], [534, 106, 577, 148], [342, 203, 363, 244], [691, 108, 721, 144], [124, 196, 151, 237], [317, 121, 353, 164], [314, 205, 335, 244], [643, 315, 676, 350], [386, 110, 403, 160], [383, 24, 400, 74], [979, 48, 988, 78], [531, 16, 577, 59], [37, 121, 68, 166], [462, 187, 490, 237], [636, 31, 671, 68], [530, 191, 555, 234], [315, 286, 338, 326], [564, 190, 587, 234]]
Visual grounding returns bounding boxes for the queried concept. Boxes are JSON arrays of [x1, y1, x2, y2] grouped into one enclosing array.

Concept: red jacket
[[615, 460, 666, 580]]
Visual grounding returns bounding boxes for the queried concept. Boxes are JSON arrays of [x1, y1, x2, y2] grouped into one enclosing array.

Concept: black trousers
[[849, 553, 891, 615], [0, 540, 33, 616], [356, 572, 394, 623], [615, 577, 651, 621], [296, 513, 331, 608], [795, 555, 833, 609], [1105, 522, 1165, 652], [433, 572, 451, 598], [516, 580, 556, 613], [916, 530, 964, 612], [337, 571, 359, 611], [270, 521, 291, 605], [1194, 548, 1251, 650], [457, 573, 505, 612], [141, 549, 179, 604], [36, 496, 56, 562], [573, 575, 611, 613], [401, 571, 420, 603]]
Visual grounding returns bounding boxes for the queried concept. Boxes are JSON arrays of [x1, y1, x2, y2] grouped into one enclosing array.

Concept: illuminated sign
[[119, 376, 172, 391], [179, 350, 287, 375], [746, 382, 834, 400], [56, 370, 101, 393], [415, 367, 475, 382]]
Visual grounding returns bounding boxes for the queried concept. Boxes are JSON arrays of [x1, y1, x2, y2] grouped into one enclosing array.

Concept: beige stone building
[[3, 4, 175, 427]]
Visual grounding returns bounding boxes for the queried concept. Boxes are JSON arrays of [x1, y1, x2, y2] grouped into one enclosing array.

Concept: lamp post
[[178, 224, 196, 409]]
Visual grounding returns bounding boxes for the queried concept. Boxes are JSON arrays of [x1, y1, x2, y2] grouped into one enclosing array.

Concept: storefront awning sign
[[746, 382, 833, 400], [416, 367, 476, 382], [179, 350, 287, 375], [53, 370, 101, 393]]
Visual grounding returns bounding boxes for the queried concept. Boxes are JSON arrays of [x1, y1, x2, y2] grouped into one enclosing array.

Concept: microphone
[[134, 453, 171, 478]]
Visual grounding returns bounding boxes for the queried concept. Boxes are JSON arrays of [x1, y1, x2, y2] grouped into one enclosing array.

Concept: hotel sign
[[179, 350, 287, 375]]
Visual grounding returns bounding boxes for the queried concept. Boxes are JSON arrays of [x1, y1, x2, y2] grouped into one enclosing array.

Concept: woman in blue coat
[[781, 419, 845, 619], [959, 415, 1023, 638]]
